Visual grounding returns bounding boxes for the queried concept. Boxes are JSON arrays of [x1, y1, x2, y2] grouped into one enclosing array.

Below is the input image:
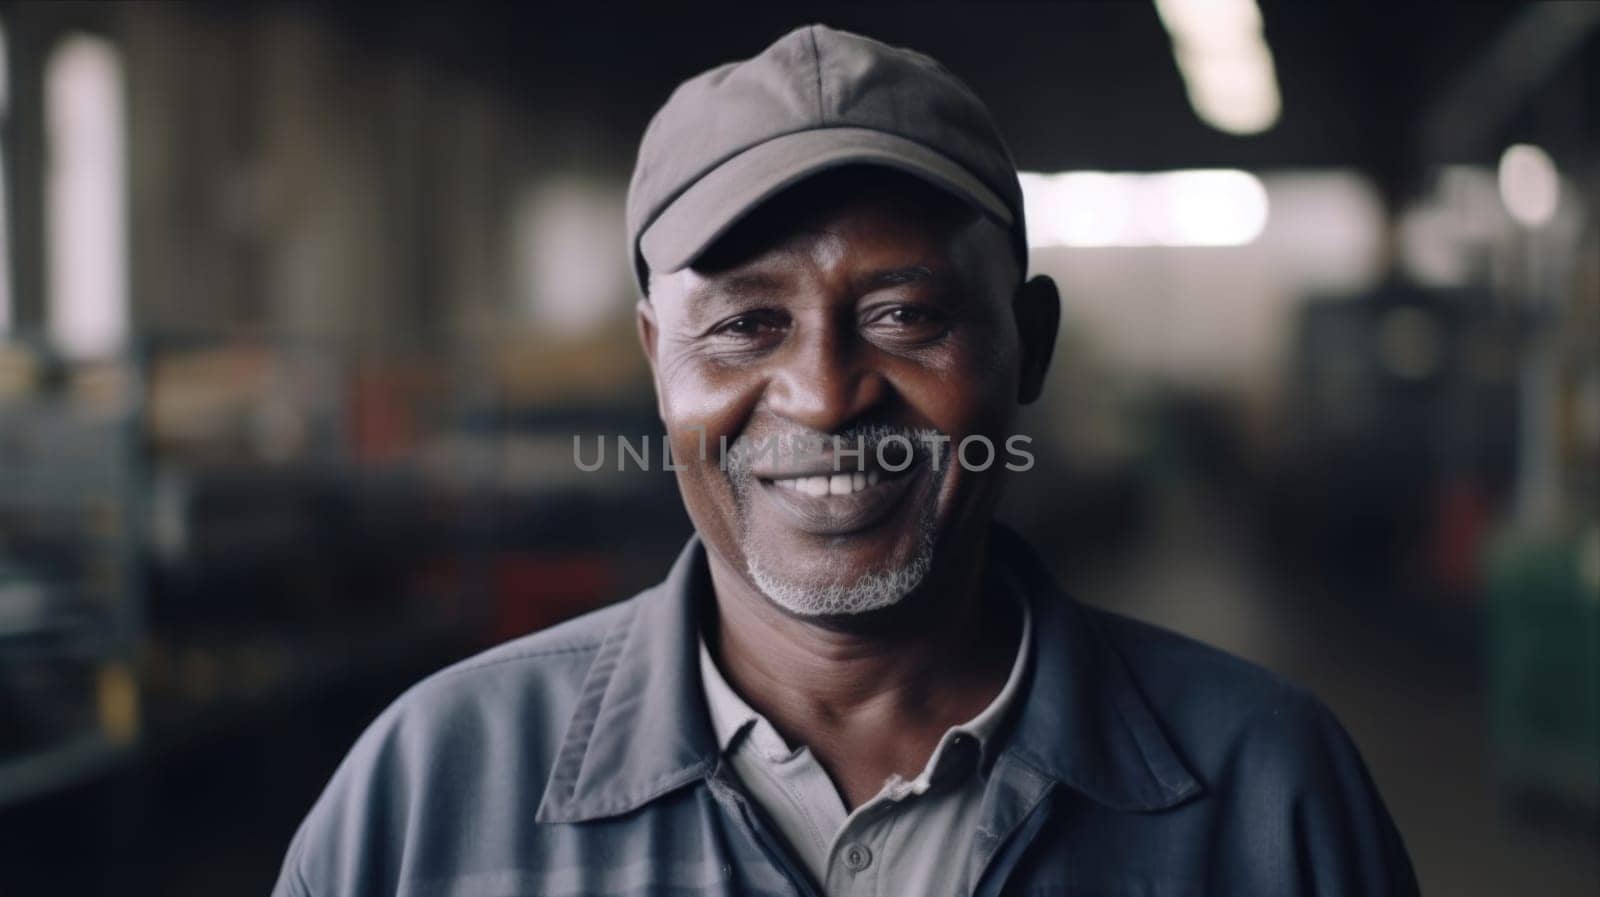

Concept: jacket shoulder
[[1082, 604, 1310, 715], [373, 589, 642, 742], [385, 593, 638, 727], [424, 593, 635, 684], [273, 592, 647, 897], [1077, 605, 1417, 893], [1078, 603, 1363, 782]]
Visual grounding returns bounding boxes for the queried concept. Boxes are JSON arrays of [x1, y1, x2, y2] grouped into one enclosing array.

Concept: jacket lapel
[[536, 536, 720, 823]]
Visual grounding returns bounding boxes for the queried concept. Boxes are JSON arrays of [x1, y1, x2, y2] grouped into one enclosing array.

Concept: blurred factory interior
[[0, 1, 1595, 894]]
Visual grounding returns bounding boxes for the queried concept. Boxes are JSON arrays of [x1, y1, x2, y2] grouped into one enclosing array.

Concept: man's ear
[[635, 298, 666, 421], [1013, 274, 1060, 405]]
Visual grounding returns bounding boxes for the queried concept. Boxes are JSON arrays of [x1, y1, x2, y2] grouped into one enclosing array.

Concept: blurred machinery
[[0, 346, 142, 805], [1268, 281, 1520, 607], [0, 332, 688, 813], [1483, 208, 1600, 818], [1487, 526, 1600, 816]]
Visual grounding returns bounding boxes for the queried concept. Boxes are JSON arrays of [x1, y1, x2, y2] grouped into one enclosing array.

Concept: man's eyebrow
[[859, 265, 945, 291], [679, 265, 948, 322], [683, 271, 788, 312]]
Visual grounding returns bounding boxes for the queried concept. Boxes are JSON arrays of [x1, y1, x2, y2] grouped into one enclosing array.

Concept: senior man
[[274, 24, 1417, 897]]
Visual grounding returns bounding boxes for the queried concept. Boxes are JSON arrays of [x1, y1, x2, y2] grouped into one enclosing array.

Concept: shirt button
[[842, 843, 873, 872]]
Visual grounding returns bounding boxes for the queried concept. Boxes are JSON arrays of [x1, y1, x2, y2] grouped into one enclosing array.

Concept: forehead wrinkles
[[653, 223, 845, 312], [777, 222, 851, 275], [757, 206, 959, 295], [712, 221, 851, 297], [653, 192, 989, 317]]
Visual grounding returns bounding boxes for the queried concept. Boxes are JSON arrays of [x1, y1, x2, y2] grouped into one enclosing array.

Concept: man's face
[[639, 171, 1053, 621]]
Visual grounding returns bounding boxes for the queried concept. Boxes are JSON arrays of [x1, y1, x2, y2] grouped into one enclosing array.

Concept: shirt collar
[[697, 637, 771, 758], [695, 568, 1033, 779], [535, 526, 1199, 824]]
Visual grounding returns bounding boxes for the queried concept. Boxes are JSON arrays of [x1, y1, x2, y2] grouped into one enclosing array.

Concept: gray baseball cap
[[626, 23, 1027, 294]]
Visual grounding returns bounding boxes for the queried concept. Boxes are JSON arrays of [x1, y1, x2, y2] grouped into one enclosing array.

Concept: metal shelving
[[0, 356, 144, 808]]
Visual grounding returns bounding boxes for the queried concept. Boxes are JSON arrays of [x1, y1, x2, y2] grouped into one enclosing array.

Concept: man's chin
[[743, 539, 935, 619]]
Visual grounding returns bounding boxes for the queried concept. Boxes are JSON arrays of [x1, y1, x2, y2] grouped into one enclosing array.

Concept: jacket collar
[[986, 524, 1201, 811], [535, 536, 719, 823], [535, 526, 1199, 823]]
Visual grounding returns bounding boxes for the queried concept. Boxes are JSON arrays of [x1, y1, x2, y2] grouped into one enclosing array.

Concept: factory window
[[44, 33, 127, 359]]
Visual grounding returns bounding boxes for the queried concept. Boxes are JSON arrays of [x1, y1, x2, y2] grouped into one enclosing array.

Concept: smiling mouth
[[766, 468, 891, 496], [754, 462, 923, 535]]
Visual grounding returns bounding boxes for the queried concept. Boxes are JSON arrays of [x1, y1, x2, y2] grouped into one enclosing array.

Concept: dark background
[[0, 2, 1595, 894]]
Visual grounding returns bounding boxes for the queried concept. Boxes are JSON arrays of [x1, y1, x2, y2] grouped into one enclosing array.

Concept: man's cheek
[[661, 422, 711, 468], [664, 381, 763, 462]]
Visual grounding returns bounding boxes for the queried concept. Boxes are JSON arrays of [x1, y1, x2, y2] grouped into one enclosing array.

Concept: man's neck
[[702, 541, 1022, 809]]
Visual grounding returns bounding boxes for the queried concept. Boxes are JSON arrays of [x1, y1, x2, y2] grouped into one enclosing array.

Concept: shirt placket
[[824, 800, 894, 897]]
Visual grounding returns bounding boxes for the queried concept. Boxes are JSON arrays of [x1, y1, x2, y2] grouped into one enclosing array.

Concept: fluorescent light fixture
[[1153, 0, 1262, 48], [1154, 0, 1281, 135], [1175, 44, 1281, 136], [1021, 172, 1138, 248], [1497, 143, 1560, 227], [1021, 169, 1268, 248], [1150, 169, 1269, 245], [46, 34, 128, 359]]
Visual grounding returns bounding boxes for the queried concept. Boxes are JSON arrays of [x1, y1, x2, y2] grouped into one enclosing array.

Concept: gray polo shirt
[[697, 575, 1033, 897]]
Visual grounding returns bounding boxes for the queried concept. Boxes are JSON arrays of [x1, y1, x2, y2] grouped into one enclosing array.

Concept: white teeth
[[772, 471, 885, 495]]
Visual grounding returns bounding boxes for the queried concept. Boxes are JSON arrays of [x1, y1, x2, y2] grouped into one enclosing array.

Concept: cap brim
[[638, 126, 1014, 276]]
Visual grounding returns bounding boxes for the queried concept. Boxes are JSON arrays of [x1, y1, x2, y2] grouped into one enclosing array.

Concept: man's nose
[[762, 326, 887, 433]]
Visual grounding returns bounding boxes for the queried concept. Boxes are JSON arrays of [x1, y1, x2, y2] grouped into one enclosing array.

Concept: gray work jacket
[[273, 526, 1418, 897]]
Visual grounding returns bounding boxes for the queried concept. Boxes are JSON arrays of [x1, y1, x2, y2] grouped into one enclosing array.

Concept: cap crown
[[626, 24, 1025, 286]]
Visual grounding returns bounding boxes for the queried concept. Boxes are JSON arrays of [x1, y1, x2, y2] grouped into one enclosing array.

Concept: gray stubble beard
[[724, 425, 948, 618]]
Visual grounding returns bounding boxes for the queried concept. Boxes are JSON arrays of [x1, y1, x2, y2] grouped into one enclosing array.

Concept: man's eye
[[713, 314, 782, 338], [868, 305, 946, 335]]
